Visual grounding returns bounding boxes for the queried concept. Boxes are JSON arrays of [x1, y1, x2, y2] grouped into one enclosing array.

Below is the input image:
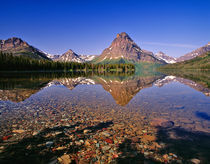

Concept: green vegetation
[[0, 52, 135, 72], [91, 57, 132, 64], [160, 52, 210, 70], [91, 57, 164, 75], [159, 52, 210, 88]]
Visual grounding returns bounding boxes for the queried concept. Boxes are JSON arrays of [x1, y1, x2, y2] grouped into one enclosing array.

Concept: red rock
[[2, 135, 12, 141], [105, 138, 113, 144], [113, 154, 119, 158]]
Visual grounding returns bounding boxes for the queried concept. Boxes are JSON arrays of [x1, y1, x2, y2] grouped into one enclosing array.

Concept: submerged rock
[[102, 145, 111, 151], [150, 118, 174, 128], [46, 141, 54, 147], [12, 129, 25, 133], [141, 135, 156, 143], [190, 158, 200, 164], [101, 132, 111, 137], [58, 154, 71, 164]]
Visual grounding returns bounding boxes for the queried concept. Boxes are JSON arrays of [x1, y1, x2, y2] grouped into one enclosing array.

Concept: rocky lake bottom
[[0, 71, 210, 164]]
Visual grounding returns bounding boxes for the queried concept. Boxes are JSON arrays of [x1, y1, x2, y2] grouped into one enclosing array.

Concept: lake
[[0, 71, 210, 163]]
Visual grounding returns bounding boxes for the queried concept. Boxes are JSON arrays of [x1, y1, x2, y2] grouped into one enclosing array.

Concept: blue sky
[[1, 0, 210, 57]]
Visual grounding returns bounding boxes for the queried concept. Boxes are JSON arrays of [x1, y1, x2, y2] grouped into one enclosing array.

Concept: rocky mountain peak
[[0, 37, 29, 50], [116, 32, 132, 40], [61, 49, 79, 57], [154, 51, 177, 64], [55, 49, 83, 63], [66, 49, 74, 53], [94, 32, 164, 64], [0, 37, 49, 60], [112, 32, 135, 47]]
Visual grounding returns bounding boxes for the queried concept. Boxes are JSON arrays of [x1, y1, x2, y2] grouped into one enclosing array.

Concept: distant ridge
[[54, 49, 96, 63], [177, 42, 210, 62]]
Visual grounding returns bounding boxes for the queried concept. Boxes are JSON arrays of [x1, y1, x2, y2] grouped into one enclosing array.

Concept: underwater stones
[[58, 154, 71, 164], [2, 135, 12, 141], [32, 131, 39, 136], [12, 129, 25, 133], [131, 136, 139, 143], [46, 141, 54, 147], [141, 135, 156, 143], [0, 84, 209, 164], [190, 158, 200, 164], [56, 146, 67, 151], [150, 118, 174, 128], [102, 145, 111, 151], [83, 129, 91, 134], [85, 140, 91, 146], [161, 121, 174, 128], [101, 131, 111, 137], [104, 138, 113, 144], [0, 146, 5, 153]]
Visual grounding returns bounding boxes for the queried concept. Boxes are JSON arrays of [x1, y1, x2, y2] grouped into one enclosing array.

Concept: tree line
[[0, 52, 135, 72]]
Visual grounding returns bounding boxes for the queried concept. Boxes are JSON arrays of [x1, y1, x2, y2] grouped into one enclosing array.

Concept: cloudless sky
[[1, 0, 210, 57]]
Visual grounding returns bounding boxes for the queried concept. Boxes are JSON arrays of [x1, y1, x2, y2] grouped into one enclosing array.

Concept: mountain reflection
[[0, 71, 209, 104], [154, 75, 210, 96], [93, 76, 163, 106]]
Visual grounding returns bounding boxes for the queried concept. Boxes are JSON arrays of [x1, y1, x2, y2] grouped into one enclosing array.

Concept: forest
[[0, 52, 135, 72]]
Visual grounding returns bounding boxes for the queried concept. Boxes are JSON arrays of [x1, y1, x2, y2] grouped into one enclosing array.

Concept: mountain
[[177, 42, 210, 62], [92, 32, 165, 64], [155, 51, 177, 63], [0, 37, 49, 60], [142, 49, 154, 56], [160, 52, 210, 69], [55, 49, 84, 63], [54, 49, 96, 63]]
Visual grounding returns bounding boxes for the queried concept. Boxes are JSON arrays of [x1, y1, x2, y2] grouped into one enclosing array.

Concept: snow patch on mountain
[[79, 55, 96, 62], [154, 52, 177, 63]]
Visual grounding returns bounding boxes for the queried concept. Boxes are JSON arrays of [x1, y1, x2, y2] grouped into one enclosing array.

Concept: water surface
[[0, 71, 210, 163]]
